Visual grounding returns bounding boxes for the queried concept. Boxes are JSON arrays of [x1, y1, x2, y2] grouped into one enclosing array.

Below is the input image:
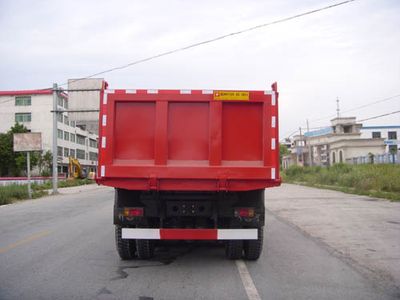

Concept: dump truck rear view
[[96, 83, 281, 260]]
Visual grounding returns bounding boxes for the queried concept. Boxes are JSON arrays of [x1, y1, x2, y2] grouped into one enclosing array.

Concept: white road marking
[[235, 260, 262, 300]]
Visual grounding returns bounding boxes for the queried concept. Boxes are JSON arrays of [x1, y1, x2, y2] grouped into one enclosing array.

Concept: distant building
[[0, 89, 98, 175], [282, 117, 398, 168], [360, 126, 400, 154]]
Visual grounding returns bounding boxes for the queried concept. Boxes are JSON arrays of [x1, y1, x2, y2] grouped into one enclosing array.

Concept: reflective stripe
[[126, 89, 136, 94], [147, 89, 158, 94], [271, 138, 276, 150], [122, 228, 160, 239], [202, 90, 213, 94], [217, 229, 258, 240], [271, 116, 276, 128], [100, 165, 105, 177], [121, 228, 258, 240], [101, 136, 106, 148], [271, 168, 276, 180], [102, 115, 107, 126], [180, 89, 191, 94], [103, 93, 107, 105], [271, 92, 276, 106]]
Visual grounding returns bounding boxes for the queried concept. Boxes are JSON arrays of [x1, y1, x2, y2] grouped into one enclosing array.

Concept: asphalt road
[[0, 185, 397, 300]]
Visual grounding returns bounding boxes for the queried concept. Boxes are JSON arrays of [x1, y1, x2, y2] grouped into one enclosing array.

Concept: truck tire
[[243, 227, 264, 260], [136, 239, 155, 259], [225, 240, 243, 260], [115, 225, 136, 260]]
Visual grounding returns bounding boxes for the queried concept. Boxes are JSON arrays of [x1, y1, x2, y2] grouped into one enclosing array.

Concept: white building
[[282, 117, 398, 168], [0, 89, 98, 175], [361, 126, 400, 154]]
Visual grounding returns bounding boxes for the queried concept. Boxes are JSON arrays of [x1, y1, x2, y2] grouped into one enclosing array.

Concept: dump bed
[[96, 83, 280, 191]]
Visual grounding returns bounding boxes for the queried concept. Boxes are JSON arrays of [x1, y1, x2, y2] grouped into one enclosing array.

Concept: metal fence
[[348, 153, 399, 165], [0, 175, 66, 187]]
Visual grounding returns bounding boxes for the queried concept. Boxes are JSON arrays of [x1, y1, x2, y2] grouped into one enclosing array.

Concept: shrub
[[283, 164, 400, 201]]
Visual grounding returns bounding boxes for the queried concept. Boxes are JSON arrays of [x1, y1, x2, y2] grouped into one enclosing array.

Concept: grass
[[0, 179, 95, 206], [282, 163, 400, 201]]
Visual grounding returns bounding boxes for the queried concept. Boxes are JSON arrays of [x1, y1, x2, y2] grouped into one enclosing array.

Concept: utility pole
[[336, 97, 340, 118], [52, 83, 58, 194], [27, 151, 32, 198], [307, 119, 312, 167], [299, 126, 304, 166]]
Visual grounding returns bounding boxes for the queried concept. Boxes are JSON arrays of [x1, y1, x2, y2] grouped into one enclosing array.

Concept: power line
[[310, 93, 400, 123], [60, 0, 357, 87], [358, 110, 400, 122], [343, 94, 400, 114]]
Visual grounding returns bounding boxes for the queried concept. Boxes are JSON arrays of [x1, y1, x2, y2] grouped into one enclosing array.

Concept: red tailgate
[[96, 84, 280, 191]]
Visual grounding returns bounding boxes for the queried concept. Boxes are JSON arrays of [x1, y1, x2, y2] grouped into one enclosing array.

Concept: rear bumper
[[122, 228, 258, 240]]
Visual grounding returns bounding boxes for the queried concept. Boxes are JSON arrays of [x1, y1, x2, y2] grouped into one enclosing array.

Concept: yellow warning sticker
[[213, 91, 249, 101]]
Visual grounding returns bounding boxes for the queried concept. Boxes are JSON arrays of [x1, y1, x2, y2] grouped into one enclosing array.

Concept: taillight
[[235, 207, 255, 218], [123, 207, 144, 217]]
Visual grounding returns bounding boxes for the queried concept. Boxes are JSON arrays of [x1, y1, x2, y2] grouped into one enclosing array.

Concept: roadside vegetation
[[282, 163, 400, 201], [0, 179, 95, 206]]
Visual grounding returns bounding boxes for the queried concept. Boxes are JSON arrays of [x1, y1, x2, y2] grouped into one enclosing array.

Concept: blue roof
[[304, 127, 333, 137]]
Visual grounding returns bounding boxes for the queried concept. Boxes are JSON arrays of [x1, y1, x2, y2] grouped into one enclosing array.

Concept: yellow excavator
[[68, 157, 85, 179]]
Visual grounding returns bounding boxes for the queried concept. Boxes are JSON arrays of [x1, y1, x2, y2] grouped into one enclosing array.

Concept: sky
[[0, 0, 399, 140]]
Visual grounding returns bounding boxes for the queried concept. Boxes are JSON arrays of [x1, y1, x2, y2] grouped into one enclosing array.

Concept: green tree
[[0, 123, 40, 176], [38, 150, 52, 176]]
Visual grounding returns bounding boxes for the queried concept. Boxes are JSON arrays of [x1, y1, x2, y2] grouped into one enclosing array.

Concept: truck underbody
[[114, 188, 265, 260]]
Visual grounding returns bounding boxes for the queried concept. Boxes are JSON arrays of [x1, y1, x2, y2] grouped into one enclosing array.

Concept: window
[[64, 147, 69, 157], [76, 149, 85, 159], [57, 113, 63, 122], [332, 152, 336, 164], [372, 132, 381, 138], [388, 131, 397, 140], [339, 150, 343, 163], [70, 121, 76, 127], [76, 135, 86, 145], [57, 129, 63, 139], [57, 146, 63, 157], [89, 139, 97, 148], [64, 131, 69, 141], [343, 126, 352, 133], [70, 149, 75, 158], [15, 96, 31, 106], [15, 113, 31, 122], [64, 115, 69, 125], [70, 133, 76, 143], [57, 97, 63, 107], [63, 99, 68, 109], [89, 152, 98, 161]]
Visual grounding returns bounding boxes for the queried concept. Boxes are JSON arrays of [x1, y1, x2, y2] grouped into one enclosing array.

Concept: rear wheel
[[225, 240, 243, 260], [136, 239, 155, 259], [115, 225, 136, 260], [243, 227, 264, 260]]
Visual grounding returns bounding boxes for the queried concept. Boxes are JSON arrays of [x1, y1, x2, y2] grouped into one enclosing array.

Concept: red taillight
[[235, 207, 255, 218], [123, 207, 144, 217]]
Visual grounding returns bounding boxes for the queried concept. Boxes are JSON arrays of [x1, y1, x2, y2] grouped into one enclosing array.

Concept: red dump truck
[[96, 83, 280, 260]]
